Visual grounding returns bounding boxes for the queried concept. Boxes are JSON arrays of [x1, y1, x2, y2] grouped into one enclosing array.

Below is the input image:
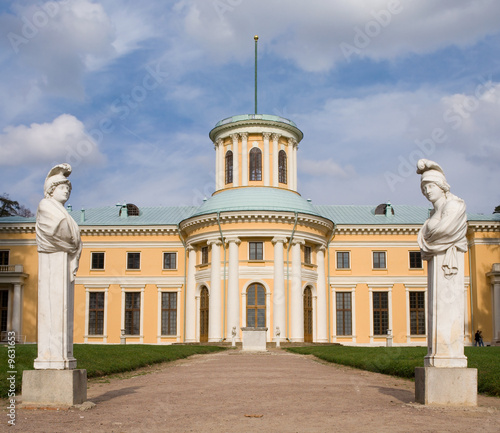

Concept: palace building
[[1, 114, 499, 346]]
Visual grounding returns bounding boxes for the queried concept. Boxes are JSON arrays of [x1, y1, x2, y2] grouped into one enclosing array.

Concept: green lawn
[[0, 344, 225, 399], [286, 345, 500, 397]]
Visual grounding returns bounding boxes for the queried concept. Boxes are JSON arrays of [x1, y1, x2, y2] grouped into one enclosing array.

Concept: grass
[[0, 344, 225, 399], [286, 345, 500, 397]]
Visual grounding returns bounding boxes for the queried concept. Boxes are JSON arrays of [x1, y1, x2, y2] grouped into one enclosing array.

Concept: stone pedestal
[[22, 369, 87, 407], [241, 327, 267, 351], [425, 253, 467, 367], [34, 251, 77, 369], [415, 367, 477, 406]]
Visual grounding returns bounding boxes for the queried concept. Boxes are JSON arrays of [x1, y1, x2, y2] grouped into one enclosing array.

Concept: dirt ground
[[4, 348, 500, 432]]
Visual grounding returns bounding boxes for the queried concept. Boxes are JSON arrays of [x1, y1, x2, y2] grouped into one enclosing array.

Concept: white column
[[12, 283, 22, 337], [217, 139, 224, 190], [290, 239, 304, 341], [292, 139, 298, 191], [272, 236, 287, 341], [288, 138, 296, 190], [208, 239, 222, 342], [487, 264, 500, 344], [241, 133, 248, 186], [316, 246, 328, 342], [230, 134, 239, 187], [185, 246, 197, 342], [272, 133, 280, 187], [226, 237, 241, 340], [214, 141, 220, 190], [263, 132, 271, 186]]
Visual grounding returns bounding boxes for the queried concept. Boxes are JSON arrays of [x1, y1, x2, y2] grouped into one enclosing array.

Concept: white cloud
[[0, 114, 105, 166], [178, 0, 500, 71]]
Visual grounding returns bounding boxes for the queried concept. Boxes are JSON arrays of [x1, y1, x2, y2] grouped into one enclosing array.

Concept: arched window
[[249, 148, 262, 181], [278, 150, 287, 184], [246, 283, 266, 327], [225, 150, 233, 184]]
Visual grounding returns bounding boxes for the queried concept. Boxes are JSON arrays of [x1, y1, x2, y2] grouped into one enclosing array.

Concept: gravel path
[[7, 348, 500, 432]]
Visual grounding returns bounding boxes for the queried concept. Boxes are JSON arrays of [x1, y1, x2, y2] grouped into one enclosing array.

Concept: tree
[[494, 205, 500, 214], [0, 193, 34, 217]]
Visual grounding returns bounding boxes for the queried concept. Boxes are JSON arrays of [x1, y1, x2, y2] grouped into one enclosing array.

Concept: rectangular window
[[125, 292, 141, 335], [163, 252, 177, 270], [336, 251, 350, 269], [373, 251, 386, 269], [373, 292, 388, 335], [201, 246, 209, 265], [161, 292, 177, 335], [88, 292, 104, 335], [127, 252, 140, 270], [304, 246, 312, 264], [0, 250, 9, 266], [410, 292, 426, 335], [249, 242, 263, 261], [91, 252, 105, 270], [336, 292, 352, 335], [409, 251, 422, 269]]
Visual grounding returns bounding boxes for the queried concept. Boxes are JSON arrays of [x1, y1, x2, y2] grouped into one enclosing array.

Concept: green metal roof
[[213, 114, 298, 128], [0, 200, 498, 227], [191, 187, 321, 218]]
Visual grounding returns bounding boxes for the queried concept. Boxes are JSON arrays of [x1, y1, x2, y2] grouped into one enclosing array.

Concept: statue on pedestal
[[415, 159, 477, 406], [34, 163, 82, 370]]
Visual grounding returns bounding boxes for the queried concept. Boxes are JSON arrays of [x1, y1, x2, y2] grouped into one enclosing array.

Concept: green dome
[[191, 187, 321, 218]]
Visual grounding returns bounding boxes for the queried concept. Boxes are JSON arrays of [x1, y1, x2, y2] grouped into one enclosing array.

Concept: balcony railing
[[0, 264, 24, 273]]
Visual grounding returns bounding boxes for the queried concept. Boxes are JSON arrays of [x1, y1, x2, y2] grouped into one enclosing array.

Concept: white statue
[[416, 159, 467, 368], [417, 159, 467, 278], [34, 163, 81, 369]]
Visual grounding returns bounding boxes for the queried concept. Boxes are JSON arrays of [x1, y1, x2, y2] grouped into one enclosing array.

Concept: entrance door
[[0, 290, 8, 334], [303, 287, 313, 343], [200, 286, 209, 342]]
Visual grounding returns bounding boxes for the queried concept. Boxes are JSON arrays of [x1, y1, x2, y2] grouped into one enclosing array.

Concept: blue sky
[[0, 0, 499, 215]]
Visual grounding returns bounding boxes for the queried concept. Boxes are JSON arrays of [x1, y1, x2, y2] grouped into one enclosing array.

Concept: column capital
[[240, 132, 248, 140], [291, 238, 305, 246], [316, 244, 327, 253], [225, 236, 241, 245], [216, 138, 223, 147], [288, 137, 298, 148], [271, 133, 281, 142], [230, 133, 239, 142], [272, 236, 287, 245], [262, 132, 272, 140], [207, 238, 222, 246], [186, 244, 196, 253]]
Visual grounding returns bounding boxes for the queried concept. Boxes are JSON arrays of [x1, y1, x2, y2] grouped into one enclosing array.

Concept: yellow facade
[[1, 114, 499, 346]]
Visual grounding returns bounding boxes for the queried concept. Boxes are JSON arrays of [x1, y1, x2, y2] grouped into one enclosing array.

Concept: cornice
[[80, 226, 179, 236], [467, 221, 500, 232], [334, 225, 421, 235], [0, 223, 36, 234]]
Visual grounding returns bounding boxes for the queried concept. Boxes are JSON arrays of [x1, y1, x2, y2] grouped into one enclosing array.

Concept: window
[[336, 292, 352, 335], [247, 283, 266, 327], [373, 251, 386, 269], [337, 251, 350, 269], [161, 292, 177, 335], [409, 251, 422, 269], [200, 286, 209, 342], [88, 292, 104, 335], [304, 246, 312, 264], [304, 287, 313, 342], [249, 147, 262, 181], [249, 242, 263, 260], [127, 252, 140, 270], [201, 246, 209, 265], [91, 252, 104, 270], [225, 150, 233, 184], [373, 292, 388, 335], [125, 292, 141, 335], [163, 252, 177, 270], [278, 150, 287, 184], [0, 251, 9, 266], [0, 290, 8, 333], [410, 292, 425, 335]]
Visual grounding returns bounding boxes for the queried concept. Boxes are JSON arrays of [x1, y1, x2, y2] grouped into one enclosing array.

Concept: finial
[[254, 35, 259, 41]]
